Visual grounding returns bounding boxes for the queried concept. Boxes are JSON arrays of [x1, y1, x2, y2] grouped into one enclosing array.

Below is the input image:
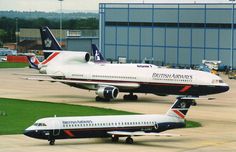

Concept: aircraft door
[[53, 120, 60, 136]]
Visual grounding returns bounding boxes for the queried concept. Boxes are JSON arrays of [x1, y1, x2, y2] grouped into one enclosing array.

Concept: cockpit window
[[33, 123, 47, 126], [212, 79, 224, 84]]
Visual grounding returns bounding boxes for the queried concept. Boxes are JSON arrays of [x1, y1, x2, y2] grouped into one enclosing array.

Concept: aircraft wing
[[178, 96, 215, 100], [107, 131, 180, 137], [23, 77, 140, 89], [15, 73, 64, 77]]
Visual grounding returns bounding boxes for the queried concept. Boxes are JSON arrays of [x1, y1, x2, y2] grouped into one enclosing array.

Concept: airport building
[[99, 3, 236, 68], [19, 28, 99, 52]]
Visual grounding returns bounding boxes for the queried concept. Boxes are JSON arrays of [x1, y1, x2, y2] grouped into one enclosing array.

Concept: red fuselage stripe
[[179, 85, 192, 93], [64, 130, 75, 137]]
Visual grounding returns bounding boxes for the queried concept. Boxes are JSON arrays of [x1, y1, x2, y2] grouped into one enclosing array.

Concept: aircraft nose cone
[[222, 85, 230, 92], [24, 130, 39, 139], [24, 130, 34, 138], [217, 85, 230, 94]]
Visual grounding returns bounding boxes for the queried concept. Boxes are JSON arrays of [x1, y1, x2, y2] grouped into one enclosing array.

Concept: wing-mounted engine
[[96, 86, 119, 101]]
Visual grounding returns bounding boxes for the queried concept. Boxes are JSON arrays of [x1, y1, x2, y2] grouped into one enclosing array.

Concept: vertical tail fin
[[40, 26, 62, 51], [26, 56, 40, 70], [166, 98, 194, 119], [40, 26, 62, 59], [91, 44, 106, 62]]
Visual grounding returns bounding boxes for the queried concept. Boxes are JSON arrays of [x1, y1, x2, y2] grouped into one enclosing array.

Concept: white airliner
[[24, 97, 195, 145], [25, 50, 229, 101]]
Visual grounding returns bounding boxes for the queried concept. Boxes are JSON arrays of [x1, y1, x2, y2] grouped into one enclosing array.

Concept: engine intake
[[96, 86, 119, 99]]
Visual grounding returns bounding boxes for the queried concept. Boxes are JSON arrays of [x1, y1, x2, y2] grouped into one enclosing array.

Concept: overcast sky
[[0, 0, 231, 12]]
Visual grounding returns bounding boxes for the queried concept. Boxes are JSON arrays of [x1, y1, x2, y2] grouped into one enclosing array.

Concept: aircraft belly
[[119, 84, 227, 96], [57, 123, 184, 139]]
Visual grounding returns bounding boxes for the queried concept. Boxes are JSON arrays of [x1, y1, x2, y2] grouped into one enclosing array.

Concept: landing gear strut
[[125, 137, 133, 144], [49, 139, 55, 145], [111, 136, 119, 142], [123, 93, 138, 101]]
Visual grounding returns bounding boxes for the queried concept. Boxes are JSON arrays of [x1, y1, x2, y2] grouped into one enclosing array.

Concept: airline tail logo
[[45, 38, 52, 48], [166, 99, 193, 119], [92, 44, 106, 62], [95, 50, 101, 61], [27, 56, 40, 69], [30, 56, 36, 63]]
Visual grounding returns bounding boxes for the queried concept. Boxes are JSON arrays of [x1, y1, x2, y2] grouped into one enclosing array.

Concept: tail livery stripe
[[64, 130, 74, 137], [179, 86, 191, 93], [172, 110, 185, 119], [42, 52, 60, 65]]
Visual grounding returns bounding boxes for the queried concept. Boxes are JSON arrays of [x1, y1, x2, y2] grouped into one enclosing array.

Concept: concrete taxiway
[[0, 68, 236, 152]]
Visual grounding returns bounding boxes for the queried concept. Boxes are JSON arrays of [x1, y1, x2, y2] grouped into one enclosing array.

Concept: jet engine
[[96, 86, 119, 101], [60, 51, 91, 64], [72, 52, 90, 63]]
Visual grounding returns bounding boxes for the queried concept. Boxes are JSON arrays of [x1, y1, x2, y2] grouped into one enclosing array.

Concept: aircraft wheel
[[125, 137, 133, 144], [132, 95, 138, 100], [95, 96, 104, 102], [49, 139, 55, 145], [192, 101, 197, 106], [123, 94, 138, 101], [123, 95, 128, 100], [95, 96, 111, 102], [111, 136, 119, 142]]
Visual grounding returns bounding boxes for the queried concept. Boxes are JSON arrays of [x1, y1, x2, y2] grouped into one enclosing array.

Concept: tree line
[[0, 17, 99, 45]]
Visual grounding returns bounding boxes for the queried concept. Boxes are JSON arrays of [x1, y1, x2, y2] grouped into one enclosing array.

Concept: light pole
[[230, 0, 235, 70], [15, 17, 18, 51], [58, 0, 63, 45]]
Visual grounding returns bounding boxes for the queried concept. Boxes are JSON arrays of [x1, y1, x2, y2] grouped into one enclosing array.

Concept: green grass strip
[[0, 98, 201, 135], [0, 62, 28, 68]]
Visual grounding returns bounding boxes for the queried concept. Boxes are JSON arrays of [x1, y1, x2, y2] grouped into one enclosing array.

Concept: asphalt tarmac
[[0, 68, 236, 152]]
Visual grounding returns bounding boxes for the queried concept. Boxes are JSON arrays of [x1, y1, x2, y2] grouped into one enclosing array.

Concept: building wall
[[66, 37, 99, 53], [100, 3, 236, 68]]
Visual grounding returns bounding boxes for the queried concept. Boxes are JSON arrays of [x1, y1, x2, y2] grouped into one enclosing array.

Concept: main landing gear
[[125, 137, 133, 144], [111, 136, 134, 144], [123, 93, 138, 101], [111, 136, 119, 142], [49, 139, 55, 145]]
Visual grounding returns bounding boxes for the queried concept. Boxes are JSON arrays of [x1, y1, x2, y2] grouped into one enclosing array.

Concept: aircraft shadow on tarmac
[[36, 94, 227, 109], [37, 94, 174, 104], [34, 137, 189, 149]]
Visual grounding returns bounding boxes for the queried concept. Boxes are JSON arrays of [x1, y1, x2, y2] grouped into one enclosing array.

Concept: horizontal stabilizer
[[107, 131, 180, 137]]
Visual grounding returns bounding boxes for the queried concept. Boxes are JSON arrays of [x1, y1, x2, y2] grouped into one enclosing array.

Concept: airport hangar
[[19, 28, 99, 52], [99, 3, 236, 69]]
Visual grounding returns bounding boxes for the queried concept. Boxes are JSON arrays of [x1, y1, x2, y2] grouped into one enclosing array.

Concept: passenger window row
[[63, 121, 157, 128], [92, 75, 136, 80]]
